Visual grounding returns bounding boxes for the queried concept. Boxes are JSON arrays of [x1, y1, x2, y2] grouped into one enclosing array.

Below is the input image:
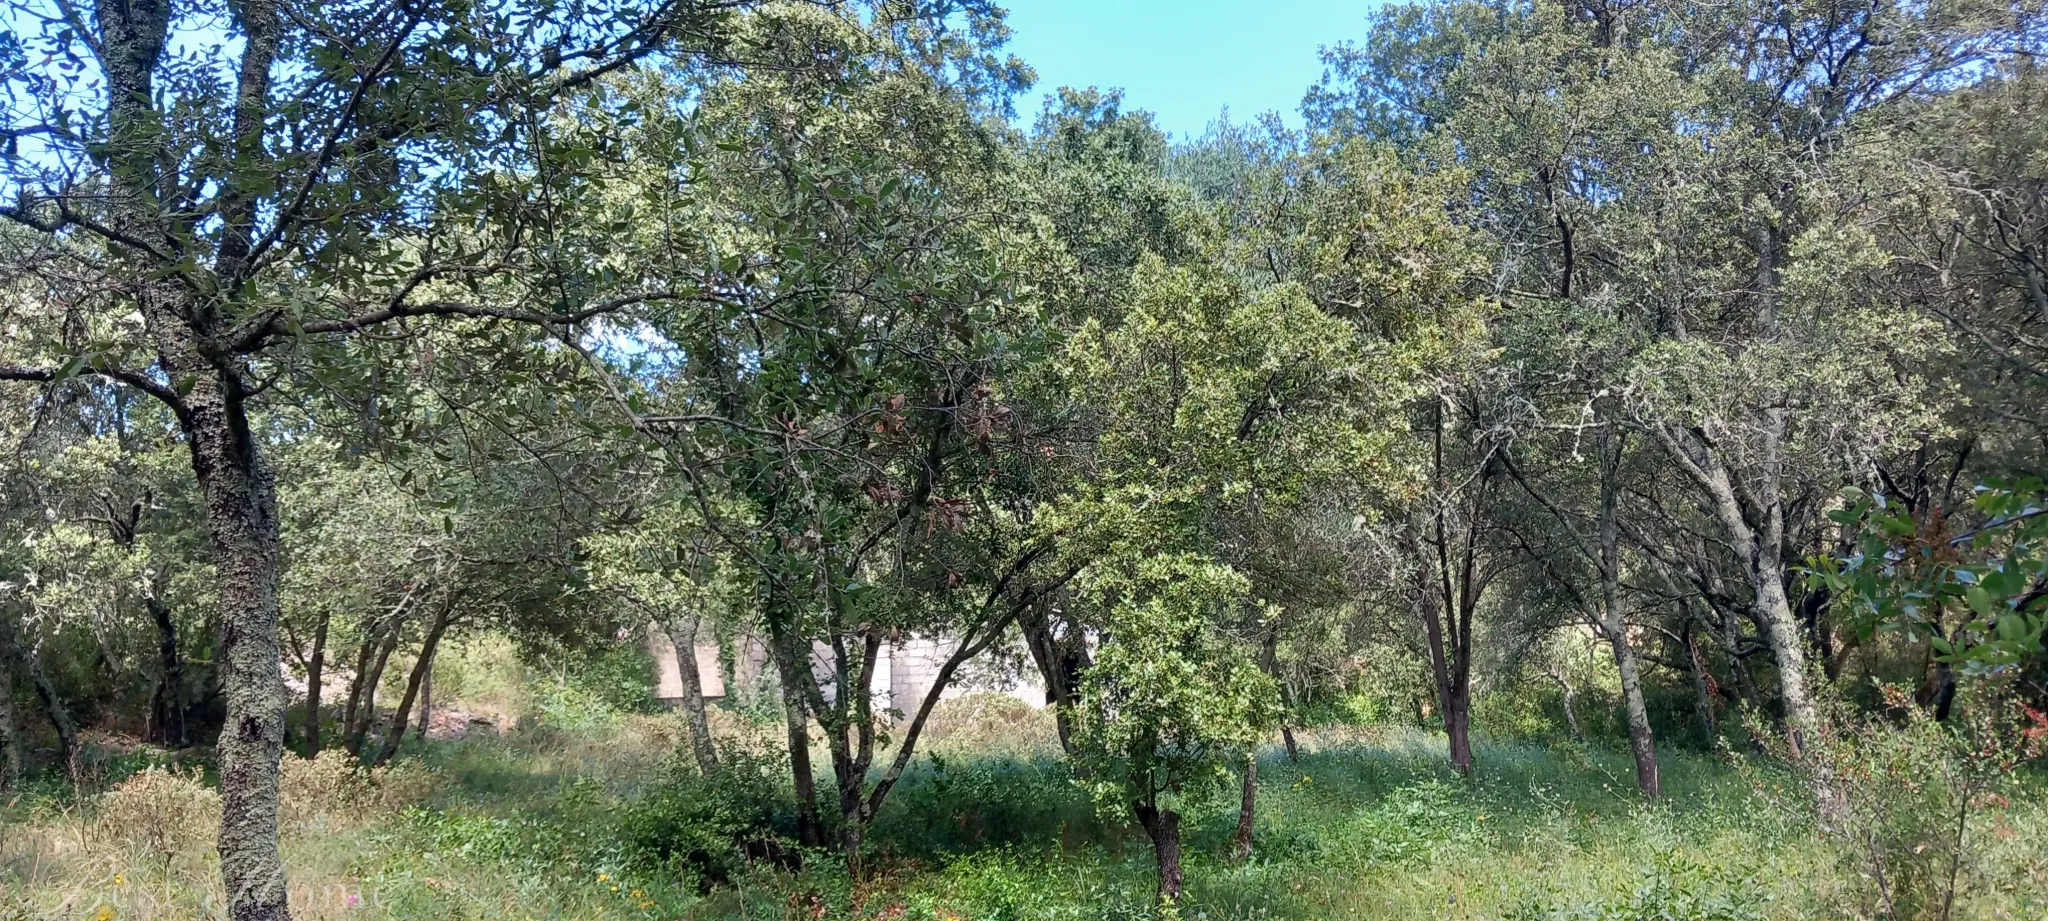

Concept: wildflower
[[597, 873, 610, 882], [94, 906, 117, 921], [113, 874, 126, 886], [631, 889, 644, 898]]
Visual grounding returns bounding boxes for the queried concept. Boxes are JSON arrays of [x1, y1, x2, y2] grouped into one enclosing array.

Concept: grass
[[4, 703, 2045, 921]]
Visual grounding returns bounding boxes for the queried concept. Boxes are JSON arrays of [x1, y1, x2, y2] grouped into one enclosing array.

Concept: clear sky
[[1000, 1, 1385, 139]]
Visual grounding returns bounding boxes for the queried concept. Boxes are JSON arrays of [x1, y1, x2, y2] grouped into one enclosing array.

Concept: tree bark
[[1545, 666, 1584, 741], [1133, 801, 1184, 907], [1019, 602, 1087, 757], [415, 666, 432, 742], [767, 623, 822, 848], [345, 618, 403, 756], [1281, 724, 1300, 761], [303, 611, 329, 757], [1610, 634, 1662, 798], [0, 641, 21, 790], [1416, 566, 1474, 775], [1597, 433, 1659, 798], [1444, 692, 1473, 774], [1684, 624, 1720, 744], [180, 380, 292, 921], [374, 602, 454, 767], [1653, 425, 1819, 756], [1, 615, 78, 775], [1231, 754, 1258, 862], [147, 596, 189, 748], [662, 614, 720, 776]]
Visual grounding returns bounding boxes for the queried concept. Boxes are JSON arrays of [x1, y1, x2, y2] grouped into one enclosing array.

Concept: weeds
[[3, 697, 2044, 920]]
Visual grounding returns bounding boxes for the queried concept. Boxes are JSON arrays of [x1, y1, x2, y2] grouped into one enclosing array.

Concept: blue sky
[[1001, 1, 1384, 139]]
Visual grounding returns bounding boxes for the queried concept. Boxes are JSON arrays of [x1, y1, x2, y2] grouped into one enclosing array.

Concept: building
[[646, 625, 1046, 716]]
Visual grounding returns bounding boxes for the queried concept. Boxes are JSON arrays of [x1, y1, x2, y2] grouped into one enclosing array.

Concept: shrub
[[279, 749, 437, 827], [1811, 685, 2047, 920], [96, 766, 220, 864], [621, 744, 797, 890]]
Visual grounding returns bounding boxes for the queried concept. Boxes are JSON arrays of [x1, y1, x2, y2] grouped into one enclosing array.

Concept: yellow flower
[[94, 906, 117, 921], [610, 885, 621, 893], [597, 873, 610, 882], [113, 874, 126, 886], [639, 901, 655, 910]]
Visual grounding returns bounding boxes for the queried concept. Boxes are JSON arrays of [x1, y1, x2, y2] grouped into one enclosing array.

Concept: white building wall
[[646, 626, 1045, 716]]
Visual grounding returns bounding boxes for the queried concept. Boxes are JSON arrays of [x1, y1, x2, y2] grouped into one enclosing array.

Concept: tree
[[535, 1, 1052, 856], [1072, 554, 1277, 908], [0, 0, 757, 912]]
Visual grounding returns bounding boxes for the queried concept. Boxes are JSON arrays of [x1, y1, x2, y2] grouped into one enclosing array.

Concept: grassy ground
[[4, 706, 2045, 921]]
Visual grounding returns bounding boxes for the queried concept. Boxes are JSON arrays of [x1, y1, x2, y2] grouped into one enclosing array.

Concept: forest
[[2, 0, 2047, 919]]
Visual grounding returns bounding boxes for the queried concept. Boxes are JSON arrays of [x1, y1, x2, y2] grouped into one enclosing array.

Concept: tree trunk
[[1655, 426, 1819, 756], [1133, 801, 1184, 907], [1019, 603, 1087, 758], [1684, 625, 1720, 744], [1445, 691, 1473, 775], [178, 379, 293, 921], [1281, 724, 1300, 761], [768, 627, 822, 848], [1545, 667, 1584, 741], [1, 616, 79, 775], [0, 643, 21, 790], [374, 603, 453, 767], [303, 611, 329, 757], [663, 614, 720, 776], [339, 627, 375, 748], [1231, 754, 1258, 862], [1417, 568, 1474, 775], [415, 667, 432, 742], [148, 595, 189, 747], [1610, 633, 1662, 798], [1596, 428, 1659, 797], [1754, 567, 1820, 755], [345, 619, 403, 756]]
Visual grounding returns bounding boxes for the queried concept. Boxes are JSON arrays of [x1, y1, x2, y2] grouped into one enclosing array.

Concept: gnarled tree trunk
[[1133, 800, 1184, 907], [766, 618, 823, 848]]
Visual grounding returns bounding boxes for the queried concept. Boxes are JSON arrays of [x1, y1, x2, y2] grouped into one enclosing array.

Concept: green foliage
[[529, 644, 662, 731], [1809, 687, 2048, 920], [621, 747, 795, 887], [1073, 555, 1279, 818], [1814, 482, 2048, 687], [1508, 849, 1773, 921]]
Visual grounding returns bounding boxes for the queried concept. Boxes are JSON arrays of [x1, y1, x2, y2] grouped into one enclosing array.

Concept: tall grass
[[4, 700, 2043, 920]]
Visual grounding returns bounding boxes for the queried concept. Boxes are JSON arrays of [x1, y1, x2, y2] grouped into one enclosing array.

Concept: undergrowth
[[3, 702, 2044, 920]]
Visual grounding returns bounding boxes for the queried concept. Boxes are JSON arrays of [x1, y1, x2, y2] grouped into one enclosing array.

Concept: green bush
[[1811, 686, 2047, 920], [620, 745, 797, 890], [529, 643, 661, 730]]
